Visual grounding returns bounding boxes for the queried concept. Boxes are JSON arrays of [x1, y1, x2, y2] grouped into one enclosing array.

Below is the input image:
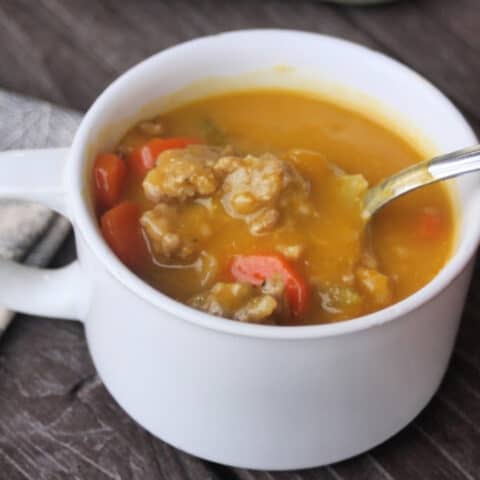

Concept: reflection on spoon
[[363, 145, 480, 219]]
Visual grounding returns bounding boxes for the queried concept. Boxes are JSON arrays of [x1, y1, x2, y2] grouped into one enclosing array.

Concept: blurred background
[[1, 0, 478, 129]]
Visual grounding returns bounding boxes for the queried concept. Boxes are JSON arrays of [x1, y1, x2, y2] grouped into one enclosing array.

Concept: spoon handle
[[363, 144, 480, 218], [429, 144, 480, 179]]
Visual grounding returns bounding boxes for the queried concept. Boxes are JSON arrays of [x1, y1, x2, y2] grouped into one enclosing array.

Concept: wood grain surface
[[1, 0, 480, 479]]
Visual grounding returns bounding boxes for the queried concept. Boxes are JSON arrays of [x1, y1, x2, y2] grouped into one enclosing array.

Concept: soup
[[92, 89, 454, 325]]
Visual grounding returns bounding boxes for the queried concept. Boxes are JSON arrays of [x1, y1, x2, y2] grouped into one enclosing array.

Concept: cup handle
[[0, 148, 88, 321]]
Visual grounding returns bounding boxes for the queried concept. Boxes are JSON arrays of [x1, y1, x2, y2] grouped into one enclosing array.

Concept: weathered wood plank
[[332, 454, 397, 480], [454, 258, 480, 369], [418, 0, 480, 53], [0, 0, 383, 111], [444, 354, 480, 427], [373, 426, 473, 480], [0, 315, 222, 480], [417, 397, 480, 478], [343, 1, 480, 124]]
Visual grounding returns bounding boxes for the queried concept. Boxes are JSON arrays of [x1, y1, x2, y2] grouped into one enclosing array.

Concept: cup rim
[[69, 29, 480, 340]]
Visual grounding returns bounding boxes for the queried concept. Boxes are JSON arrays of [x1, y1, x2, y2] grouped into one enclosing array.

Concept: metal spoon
[[363, 145, 480, 219]]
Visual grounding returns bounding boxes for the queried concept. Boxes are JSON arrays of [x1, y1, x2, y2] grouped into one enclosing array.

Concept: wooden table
[[1, 1, 480, 478]]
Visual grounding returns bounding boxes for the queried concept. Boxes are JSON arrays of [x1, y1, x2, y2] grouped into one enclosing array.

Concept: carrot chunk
[[128, 137, 200, 177], [93, 153, 127, 211], [230, 254, 310, 317], [415, 208, 444, 240], [100, 201, 148, 270]]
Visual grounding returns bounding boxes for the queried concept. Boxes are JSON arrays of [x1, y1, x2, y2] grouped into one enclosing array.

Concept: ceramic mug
[[0, 30, 478, 470]]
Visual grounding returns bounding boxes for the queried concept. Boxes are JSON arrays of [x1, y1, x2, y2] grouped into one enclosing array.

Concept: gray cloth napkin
[[0, 90, 81, 332]]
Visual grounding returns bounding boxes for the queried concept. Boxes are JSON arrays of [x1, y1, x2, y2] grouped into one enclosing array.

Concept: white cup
[[0, 30, 478, 470]]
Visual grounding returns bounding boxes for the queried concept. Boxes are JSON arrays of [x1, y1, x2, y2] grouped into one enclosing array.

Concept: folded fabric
[[0, 90, 81, 332]]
